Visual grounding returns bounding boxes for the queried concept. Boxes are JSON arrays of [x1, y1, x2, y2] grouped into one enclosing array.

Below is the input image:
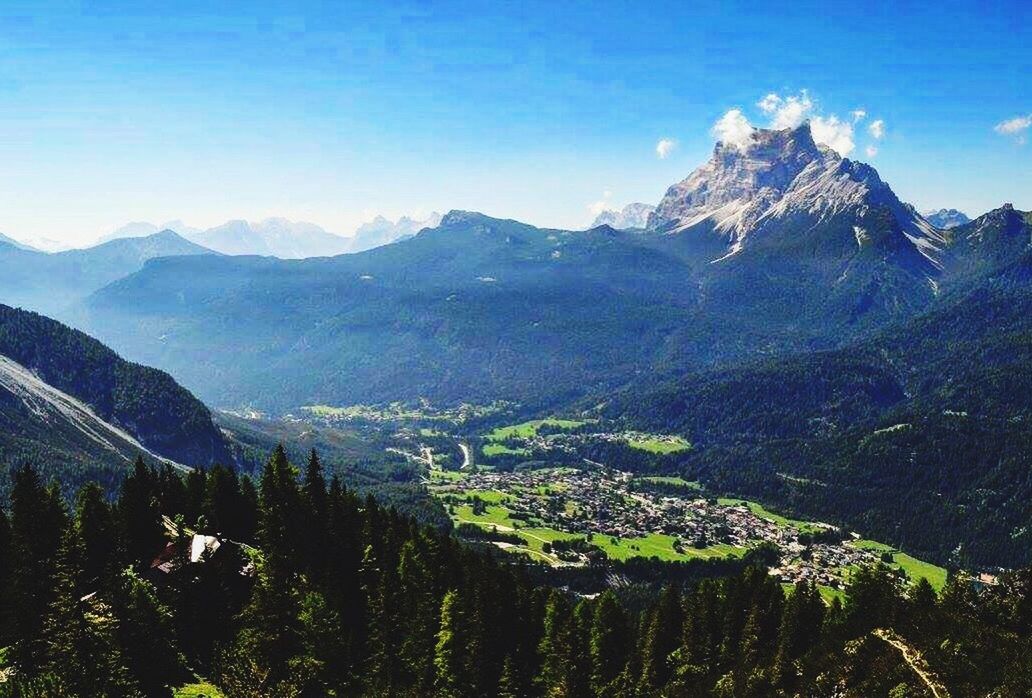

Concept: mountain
[[0, 232, 40, 252], [590, 203, 655, 229], [604, 205, 1032, 567], [348, 212, 443, 252], [0, 230, 216, 319], [647, 123, 944, 271], [70, 125, 1019, 432], [189, 217, 352, 258], [0, 304, 234, 495], [925, 207, 971, 228]]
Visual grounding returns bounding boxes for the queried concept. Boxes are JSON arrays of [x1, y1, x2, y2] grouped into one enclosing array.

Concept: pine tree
[[638, 584, 683, 691], [9, 466, 66, 669], [538, 589, 577, 696], [773, 581, 825, 689], [42, 527, 139, 696], [301, 449, 329, 580], [590, 590, 630, 692], [112, 568, 189, 695], [497, 655, 523, 698], [397, 538, 440, 693], [75, 482, 117, 586], [434, 589, 466, 698], [117, 457, 165, 567], [0, 509, 10, 648]]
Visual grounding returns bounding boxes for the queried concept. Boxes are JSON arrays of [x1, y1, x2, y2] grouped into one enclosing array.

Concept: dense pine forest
[[0, 448, 1030, 697]]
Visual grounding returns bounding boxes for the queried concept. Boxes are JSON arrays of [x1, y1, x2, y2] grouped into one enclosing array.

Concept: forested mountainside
[[76, 128, 1022, 418], [0, 230, 214, 319], [0, 305, 233, 497], [1, 448, 1031, 697], [604, 212, 1032, 567]]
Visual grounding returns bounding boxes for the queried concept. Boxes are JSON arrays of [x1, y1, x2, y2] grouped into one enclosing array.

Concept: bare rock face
[[591, 202, 656, 230], [924, 208, 971, 229], [646, 123, 944, 268]]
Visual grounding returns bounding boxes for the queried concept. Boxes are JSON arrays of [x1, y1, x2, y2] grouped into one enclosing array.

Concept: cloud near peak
[[711, 109, 754, 149], [711, 91, 886, 158]]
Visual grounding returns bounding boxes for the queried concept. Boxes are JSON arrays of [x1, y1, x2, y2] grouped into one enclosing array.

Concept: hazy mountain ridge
[[924, 208, 971, 228], [590, 203, 655, 229], [94, 212, 443, 258], [0, 230, 216, 318]]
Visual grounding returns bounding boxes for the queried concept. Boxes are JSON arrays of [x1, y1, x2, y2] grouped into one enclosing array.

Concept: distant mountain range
[[96, 213, 443, 258], [924, 208, 971, 228], [590, 203, 655, 229], [0, 304, 234, 497], [349, 213, 443, 253], [76, 125, 1028, 416], [0, 230, 216, 318]]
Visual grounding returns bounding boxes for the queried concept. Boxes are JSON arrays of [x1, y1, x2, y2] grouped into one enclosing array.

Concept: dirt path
[[873, 628, 950, 698]]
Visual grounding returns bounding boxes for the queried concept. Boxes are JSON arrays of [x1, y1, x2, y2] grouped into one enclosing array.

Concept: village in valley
[[430, 465, 948, 598]]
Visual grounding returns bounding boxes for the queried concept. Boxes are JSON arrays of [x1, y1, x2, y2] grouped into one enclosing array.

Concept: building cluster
[[456, 467, 882, 586]]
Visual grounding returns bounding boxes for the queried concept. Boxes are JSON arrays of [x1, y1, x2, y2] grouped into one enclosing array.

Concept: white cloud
[[711, 109, 755, 149], [757, 93, 782, 114], [995, 114, 1031, 144], [811, 115, 855, 156], [868, 119, 885, 140], [655, 138, 678, 159], [760, 91, 815, 129], [865, 145, 879, 158], [851, 109, 867, 123], [587, 191, 615, 216]]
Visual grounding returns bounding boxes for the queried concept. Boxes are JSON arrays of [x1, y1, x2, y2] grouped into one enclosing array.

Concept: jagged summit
[[646, 123, 944, 268], [590, 202, 655, 230], [924, 208, 971, 229]]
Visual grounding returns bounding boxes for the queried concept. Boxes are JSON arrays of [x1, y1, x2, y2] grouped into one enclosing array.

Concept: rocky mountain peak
[[645, 123, 943, 268]]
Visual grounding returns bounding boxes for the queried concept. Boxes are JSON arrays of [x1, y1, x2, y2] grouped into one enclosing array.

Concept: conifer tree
[[537, 589, 576, 696], [9, 465, 66, 669], [434, 589, 466, 698], [638, 584, 683, 691], [117, 457, 165, 567], [75, 482, 117, 586], [590, 590, 630, 692], [42, 527, 138, 696]]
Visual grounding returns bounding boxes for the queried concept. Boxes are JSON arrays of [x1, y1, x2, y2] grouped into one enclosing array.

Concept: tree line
[[1, 448, 1031, 696]]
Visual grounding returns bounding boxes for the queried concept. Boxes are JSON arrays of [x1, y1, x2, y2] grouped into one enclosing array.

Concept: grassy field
[[482, 442, 529, 457], [592, 534, 744, 562], [430, 469, 466, 482], [717, 498, 827, 535], [173, 683, 224, 698], [485, 418, 586, 441], [452, 503, 519, 529], [638, 475, 701, 489], [851, 540, 948, 591], [627, 436, 691, 454]]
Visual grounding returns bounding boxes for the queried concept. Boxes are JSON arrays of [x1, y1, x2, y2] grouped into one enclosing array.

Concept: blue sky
[[0, 0, 1028, 247]]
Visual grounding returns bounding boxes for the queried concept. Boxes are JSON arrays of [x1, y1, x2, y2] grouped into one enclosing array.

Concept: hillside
[[0, 230, 215, 319], [604, 212, 1032, 567], [0, 305, 234, 497]]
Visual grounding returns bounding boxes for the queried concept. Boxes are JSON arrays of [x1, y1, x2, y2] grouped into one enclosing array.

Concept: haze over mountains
[[95, 212, 444, 259], [589, 203, 655, 229], [0, 230, 215, 318], [74, 124, 1020, 410]]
